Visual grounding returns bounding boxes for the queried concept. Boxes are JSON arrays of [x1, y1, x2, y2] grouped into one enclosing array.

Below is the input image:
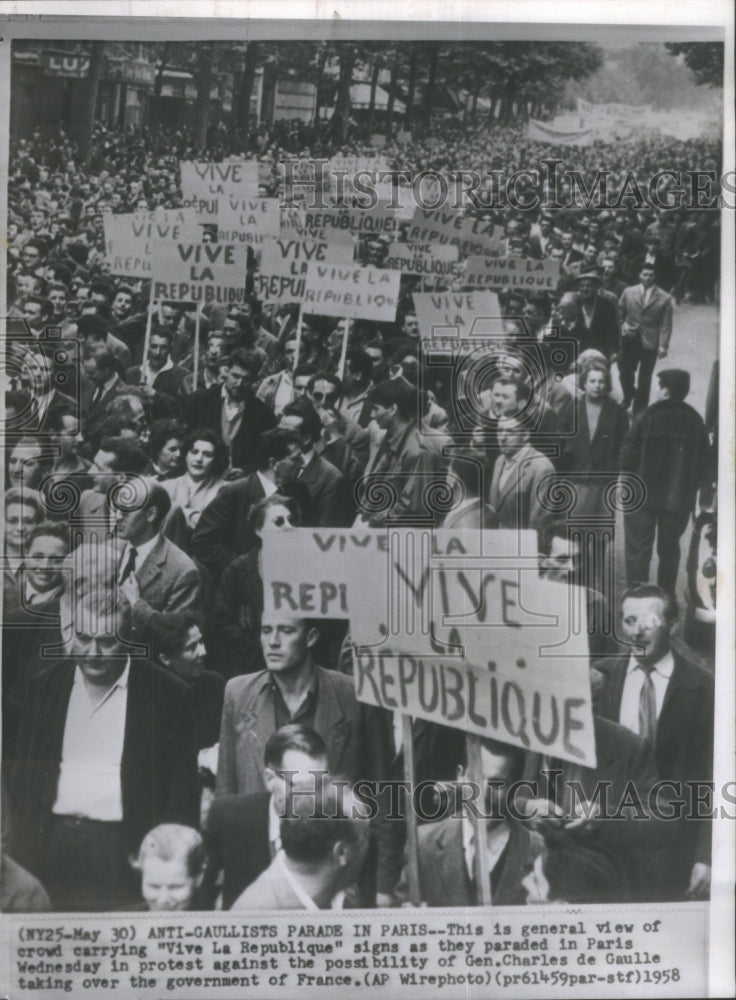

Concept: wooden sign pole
[[402, 714, 422, 908], [466, 733, 492, 906], [337, 317, 350, 381], [193, 309, 201, 390], [294, 306, 304, 368], [141, 297, 155, 372]]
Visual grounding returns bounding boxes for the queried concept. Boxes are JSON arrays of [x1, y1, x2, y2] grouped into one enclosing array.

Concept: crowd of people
[[1, 111, 719, 913]]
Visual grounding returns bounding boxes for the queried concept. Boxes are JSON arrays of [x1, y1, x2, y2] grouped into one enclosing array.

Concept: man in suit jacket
[[184, 349, 276, 474], [489, 417, 555, 532], [279, 399, 347, 528], [75, 436, 150, 543], [395, 738, 543, 906], [618, 264, 674, 413], [111, 482, 201, 637], [592, 584, 713, 901], [205, 724, 329, 909], [80, 349, 130, 429], [9, 589, 199, 911], [231, 783, 370, 910], [124, 327, 188, 398], [576, 272, 620, 360]]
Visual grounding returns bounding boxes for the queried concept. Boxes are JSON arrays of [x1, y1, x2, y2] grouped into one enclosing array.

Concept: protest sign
[[385, 241, 460, 278], [370, 134, 387, 148], [302, 262, 400, 321], [349, 543, 596, 767], [217, 196, 281, 244], [253, 237, 347, 303], [328, 153, 390, 177], [465, 255, 561, 292], [303, 205, 404, 238], [407, 207, 504, 258], [151, 240, 249, 304], [180, 159, 260, 222], [280, 204, 356, 245], [103, 209, 199, 277], [412, 290, 504, 339], [527, 118, 596, 147]]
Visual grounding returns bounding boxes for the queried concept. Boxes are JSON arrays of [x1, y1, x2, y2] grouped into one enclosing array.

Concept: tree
[[76, 41, 107, 166], [665, 42, 723, 88], [192, 45, 214, 150]]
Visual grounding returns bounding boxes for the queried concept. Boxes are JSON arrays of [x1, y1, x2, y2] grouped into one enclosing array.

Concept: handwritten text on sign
[[385, 242, 460, 277], [408, 208, 504, 258], [412, 290, 504, 339], [465, 256, 561, 292], [102, 210, 199, 278], [151, 241, 248, 305], [303, 206, 403, 238], [351, 554, 595, 766], [255, 238, 347, 304], [302, 263, 400, 321], [180, 160, 260, 222], [262, 528, 539, 621], [217, 197, 281, 245]]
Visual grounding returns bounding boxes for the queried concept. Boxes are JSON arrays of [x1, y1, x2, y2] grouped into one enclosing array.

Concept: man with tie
[[617, 264, 674, 414], [205, 724, 329, 909], [592, 584, 713, 901], [112, 482, 201, 637], [279, 399, 347, 528]]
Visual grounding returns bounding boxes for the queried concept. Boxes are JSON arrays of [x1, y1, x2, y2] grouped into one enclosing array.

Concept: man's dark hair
[[76, 312, 109, 340], [98, 436, 149, 476], [281, 398, 323, 447], [293, 363, 317, 382], [621, 583, 678, 622], [149, 326, 173, 347], [256, 427, 300, 470], [150, 419, 186, 463], [228, 348, 262, 378], [264, 724, 328, 771], [308, 371, 343, 401], [280, 781, 359, 864], [152, 609, 203, 660], [492, 375, 531, 405], [369, 378, 416, 421], [538, 518, 574, 557], [345, 348, 373, 384], [24, 295, 53, 320], [134, 482, 172, 531]]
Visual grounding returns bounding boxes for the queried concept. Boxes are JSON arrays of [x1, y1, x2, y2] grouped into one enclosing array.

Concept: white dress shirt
[[618, 650, 675, 735], [53, 660, 131, 821], [462, 817, 511, 881], [256, 471, 278, 498]]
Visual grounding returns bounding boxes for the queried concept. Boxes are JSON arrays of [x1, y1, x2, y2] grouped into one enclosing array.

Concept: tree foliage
[[665, 42, 724, 88]]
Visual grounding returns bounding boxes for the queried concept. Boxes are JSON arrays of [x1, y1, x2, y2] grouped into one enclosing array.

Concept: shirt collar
[[462, 815, 510, 880], [256, 470, 278, 497], [122, 533, 159, 569], [143, 356, 174, 380], [626, 648, 674, 678], [502, 443, 532, 468], [73, 656, 131, 699]]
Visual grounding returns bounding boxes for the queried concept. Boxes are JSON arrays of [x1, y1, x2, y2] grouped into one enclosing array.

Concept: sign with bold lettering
[[217, 197, 281, 245], [303, 205, 403, 239], [302, 263, 400, 321], [253, 237, 347, 304], [385, 242, 460, 278], [348, 532, 595, 766], [180, 160, 260, 222], [407, 208, 504, 258], [103, 210, 199, 278], [465, 256, 561, 292], [151, 241, 248, 305], [412, 290, 504, 340]]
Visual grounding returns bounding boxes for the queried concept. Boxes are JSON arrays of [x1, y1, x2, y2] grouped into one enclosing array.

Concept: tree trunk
[[366, 60, 380, 134], [77, 42, 106, 167], [331, 46, 356, 143], [486, 94, 498, 123], [424, 43, 439, 119], [260, 63, 278, 126], [154, 42, 169, 97], [405, 44, 418, 126], [313, 45, 327, 126], [238, 40, 260, 144], [193, 45, 214, 150]]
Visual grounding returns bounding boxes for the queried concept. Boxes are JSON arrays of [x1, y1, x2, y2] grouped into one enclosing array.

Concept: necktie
[[637, 662, 658, 745], [119, 546, 138, 584]]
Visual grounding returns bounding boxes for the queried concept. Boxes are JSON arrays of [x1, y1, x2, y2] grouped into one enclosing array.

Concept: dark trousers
[[45, 815, 139, 911], [618, 338, 658, 414], [624, 506, 691, 594]]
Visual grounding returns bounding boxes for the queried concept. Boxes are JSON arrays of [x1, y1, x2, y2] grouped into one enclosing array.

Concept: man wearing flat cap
[[576, 269, 620, 360], [620, 368, 712, 594]]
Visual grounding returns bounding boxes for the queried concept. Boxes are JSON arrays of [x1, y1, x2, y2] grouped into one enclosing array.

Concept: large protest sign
[[302, 262, 400, 320], [102, 209, 199, 278], [262, 528, 539, 621], [180, 159, 260, 222], [412, 290, 504, 339], [385, 242, 460, 278], [407, 207, 504, 258], [465, 255, 561, 292], [217, 196, 280, 245], [577, 97, 652, 123], [253, 237, 347, 303], [302, 205, 404, 239], [527, 118, 597, 147], [280, 203, 355, 246], [347, 534, 595, 767], [151, 240, 249, 304]]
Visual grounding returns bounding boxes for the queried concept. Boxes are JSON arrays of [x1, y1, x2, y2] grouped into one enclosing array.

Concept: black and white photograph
[[0, 2, 733, 997]]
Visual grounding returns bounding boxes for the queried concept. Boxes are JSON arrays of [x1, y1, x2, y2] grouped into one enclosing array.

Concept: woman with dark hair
[[149, 418, 186, 482], [163, 427, 230, 531], [210, 493, 301, 677]]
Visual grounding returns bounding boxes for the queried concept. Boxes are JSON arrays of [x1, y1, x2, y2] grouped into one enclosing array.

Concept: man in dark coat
[[184, 348, 276, 473], [621, 369, 711, 594], [9, 587, 199, 911], [575, 271, 620, 360]]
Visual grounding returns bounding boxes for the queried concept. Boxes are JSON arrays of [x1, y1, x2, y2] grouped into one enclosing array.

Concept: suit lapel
[[136, 535, 166, 590], [314, 669, 351, 772]]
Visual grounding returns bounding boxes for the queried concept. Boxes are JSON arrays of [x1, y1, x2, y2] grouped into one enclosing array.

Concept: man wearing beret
[[620, 368, 712, 594]]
